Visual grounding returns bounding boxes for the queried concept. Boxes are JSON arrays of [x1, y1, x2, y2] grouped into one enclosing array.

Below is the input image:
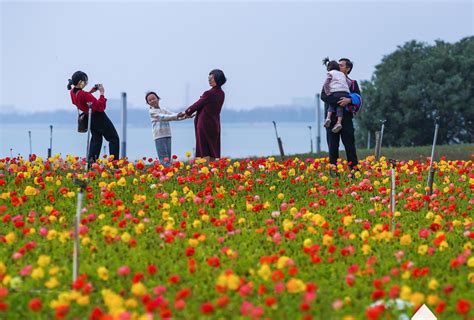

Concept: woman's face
[[147, 94, 160, 107], [208, 74, 217, 87]]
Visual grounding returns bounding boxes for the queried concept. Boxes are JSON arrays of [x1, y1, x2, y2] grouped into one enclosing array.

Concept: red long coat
[[185, 86, 225, 158]]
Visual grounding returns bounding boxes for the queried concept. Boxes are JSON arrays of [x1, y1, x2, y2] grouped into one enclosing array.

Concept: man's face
[[339, 60, 349, 75]]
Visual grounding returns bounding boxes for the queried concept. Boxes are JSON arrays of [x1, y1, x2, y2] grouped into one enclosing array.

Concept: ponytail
[[322, 57, 330, 67], [67, 79, 73, 90]]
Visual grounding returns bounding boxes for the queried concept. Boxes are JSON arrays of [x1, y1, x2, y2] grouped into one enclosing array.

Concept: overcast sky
[[1, 0, 472, 113]]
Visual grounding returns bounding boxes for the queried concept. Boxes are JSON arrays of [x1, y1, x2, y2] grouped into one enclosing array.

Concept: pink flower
[[117, 266, 131, 276], [12, 252, 23, 260], [271, 211, 280, 218], [240, 301, 253, 316], [332, 299, 343, 310], [304, 292, 316, 303], [20, 265, 33, 276], [419, 228, 430, 238], [153, 286, 167, 296], [274, 282, 285, 294], [39, 228, 48, 237]]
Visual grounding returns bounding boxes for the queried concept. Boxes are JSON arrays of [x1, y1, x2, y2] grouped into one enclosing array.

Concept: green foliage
[[356, 37, 474, 147]]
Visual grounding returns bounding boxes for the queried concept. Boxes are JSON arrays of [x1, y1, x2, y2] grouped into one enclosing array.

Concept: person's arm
[[323, 73, 332, 96], [150, 109, 180, 122], [185, 90, 211, 116], [81, 91, 106, 112]]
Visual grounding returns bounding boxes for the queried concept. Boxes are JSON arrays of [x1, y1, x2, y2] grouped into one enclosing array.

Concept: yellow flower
[[188, 239, 199, 247], [24, 186, 39, 196], [97, 267, 109, 281], [417, 245, 428, 255], [427, 294, 439, 306], [45, 277, 59, 289], [399, 285, 412, 300], [5, 232, 15, 244], [77, 295, 90, 306], [257, 264, 271, 281], [102, 289, 124, 316], [410, 292, 425, 306], [185, 151, 192, 158], [222, 274, 238, 290], [400, 234, 412, 246], [323, 234, 333, 246], [286, 278, 306, 293], [343, 215, 354, 226], [131, 282, 147, 296], [362, 244, 371, 255], [125, 298, 138, 308], [31, 267, 45, 280], [277, 193, 285, 200], [467, 257, 474, 268], [121, 232, 131, 242], [277, 256, 291, 269], [468, 272, 474, 284], [0, 262, 6, 275], [303, 238, 313, 248], [49, 266, 60, 276], [428, 279, 439, 290], [117, 177, 127, 186]]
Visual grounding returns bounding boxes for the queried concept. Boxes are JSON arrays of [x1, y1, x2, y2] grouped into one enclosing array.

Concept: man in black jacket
[[320, 58, 360, 172]]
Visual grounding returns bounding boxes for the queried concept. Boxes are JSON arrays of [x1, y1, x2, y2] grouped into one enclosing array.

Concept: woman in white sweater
[[146, 91, 186, 167]]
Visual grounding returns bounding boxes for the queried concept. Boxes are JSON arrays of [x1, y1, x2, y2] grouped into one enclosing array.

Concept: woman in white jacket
[[146, 91, 186, 167]]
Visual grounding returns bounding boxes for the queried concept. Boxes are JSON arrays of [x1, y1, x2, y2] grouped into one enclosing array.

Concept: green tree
[[356, 36, 474, 147]]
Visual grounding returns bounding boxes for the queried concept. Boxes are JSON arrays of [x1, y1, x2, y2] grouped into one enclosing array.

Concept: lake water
[[0, 122, 329, 160]]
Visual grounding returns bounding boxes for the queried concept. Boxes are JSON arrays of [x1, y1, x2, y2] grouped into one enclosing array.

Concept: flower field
[[0, 154, 472, 319]]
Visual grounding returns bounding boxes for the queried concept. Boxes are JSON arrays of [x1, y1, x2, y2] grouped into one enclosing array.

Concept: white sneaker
[[323, 118, 331, 128], [332, 123, 342, 133]]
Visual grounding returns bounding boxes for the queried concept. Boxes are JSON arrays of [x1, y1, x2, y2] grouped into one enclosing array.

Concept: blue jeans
[[155, 137, 172, 167]]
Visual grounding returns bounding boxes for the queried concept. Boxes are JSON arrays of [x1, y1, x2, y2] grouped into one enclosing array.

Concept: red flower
[[365, 304, 385, 320], [216, 295, 230, 308], [435, 300, 446, 314], [0, 302, 8, 311], [300, 302, 310, 311], [28, 298, 42, 312], [185, 247, 195, 257], [371, 289, 385, 300], [55, 305, 69, 319], [132, 272, 144, 283], [265, 296, 277, 306], [90, 307, 104, 320], [207, 256, 220, 268], [147, 264, 157, 275], [169, 275, 181, 284], [201, 302, 214, 314], [456, 299, 471, 314]]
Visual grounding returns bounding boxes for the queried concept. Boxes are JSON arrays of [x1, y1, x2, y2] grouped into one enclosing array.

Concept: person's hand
[[337, 97, 351, 106], [99, 84, 105, 95], [177, 112, 186, 119]]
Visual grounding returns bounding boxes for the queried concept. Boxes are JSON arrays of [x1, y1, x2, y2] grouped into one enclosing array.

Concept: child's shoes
[[332, 123, 342, 133]]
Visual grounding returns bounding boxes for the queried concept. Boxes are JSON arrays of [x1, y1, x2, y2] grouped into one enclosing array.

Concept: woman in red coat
[[181, 69, 226, 162], [67, 71, 120, 163]]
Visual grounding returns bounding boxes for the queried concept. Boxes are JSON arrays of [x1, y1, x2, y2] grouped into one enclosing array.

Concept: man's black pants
[[89, 112, 120, 162], [325, 107, 358, 169]]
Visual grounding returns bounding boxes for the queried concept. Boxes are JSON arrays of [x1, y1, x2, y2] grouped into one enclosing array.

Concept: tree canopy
[[356, 36, 474, 147]]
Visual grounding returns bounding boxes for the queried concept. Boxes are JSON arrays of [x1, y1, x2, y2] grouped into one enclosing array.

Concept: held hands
[[177, 112, 194, 120]]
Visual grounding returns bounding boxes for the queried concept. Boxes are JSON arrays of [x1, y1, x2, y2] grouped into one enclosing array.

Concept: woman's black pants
[[89, 112, 120, 162]]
